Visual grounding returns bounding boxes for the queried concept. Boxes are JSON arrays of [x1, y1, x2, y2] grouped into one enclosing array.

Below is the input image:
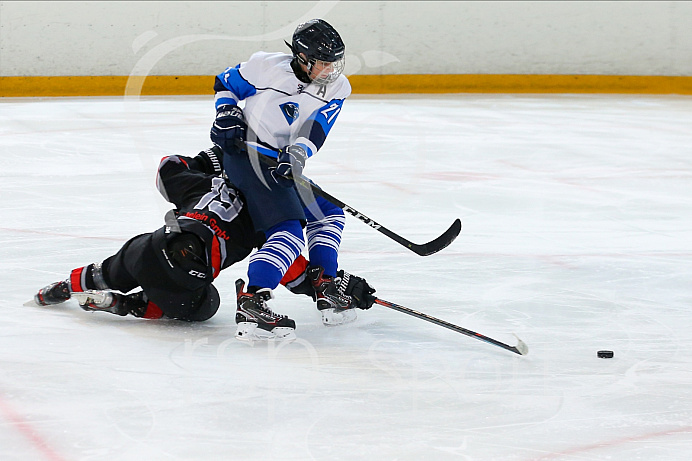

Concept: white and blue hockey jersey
[[214, 51, 351, 159]]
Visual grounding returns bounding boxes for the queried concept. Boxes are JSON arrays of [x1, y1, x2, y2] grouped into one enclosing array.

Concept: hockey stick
[[374, 298, 529, 355], [231, 144, 462, 256]]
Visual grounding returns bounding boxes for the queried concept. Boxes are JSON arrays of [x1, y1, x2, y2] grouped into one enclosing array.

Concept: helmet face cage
[[306, 55, 345, 85], [291, 19, 345, 85]]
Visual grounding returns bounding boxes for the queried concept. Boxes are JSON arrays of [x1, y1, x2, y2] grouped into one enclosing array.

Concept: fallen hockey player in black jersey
[[31, 147, 376, 341]]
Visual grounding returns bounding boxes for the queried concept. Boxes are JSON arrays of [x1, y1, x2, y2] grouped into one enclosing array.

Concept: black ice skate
[[73, 290, 153, 318], [307, 266, 357, 326], [235, 279, 296, 341], [117, 291, 150, 318], [34, 280, 71, 306]]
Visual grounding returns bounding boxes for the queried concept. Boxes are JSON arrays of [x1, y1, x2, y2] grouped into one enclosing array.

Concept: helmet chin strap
[[285, 40, 313, 83]]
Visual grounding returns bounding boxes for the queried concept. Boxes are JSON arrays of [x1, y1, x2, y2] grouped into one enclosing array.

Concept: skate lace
[[247, 293, 287, 320], [258, 304, 288, 319], [322, 274, 352, 308]]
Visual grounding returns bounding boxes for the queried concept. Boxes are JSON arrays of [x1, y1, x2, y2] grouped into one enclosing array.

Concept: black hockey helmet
[[146, 282, 220, 321], [285, 19, 345, 84]]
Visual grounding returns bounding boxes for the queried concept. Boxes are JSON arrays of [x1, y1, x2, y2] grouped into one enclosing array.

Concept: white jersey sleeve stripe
[[214, 90, 238, 107], [294, 138, 317, 158]]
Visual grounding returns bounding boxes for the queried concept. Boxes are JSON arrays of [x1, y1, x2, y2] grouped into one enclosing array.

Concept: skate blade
[[25, 297, 68, 308], [235, 322, 296, 343], [321, 308, 358, 326], [71, 291, 110, 306]]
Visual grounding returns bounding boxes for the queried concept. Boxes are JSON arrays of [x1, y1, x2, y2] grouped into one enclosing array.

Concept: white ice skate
[[235, 322, 297, 342], [320, 307, 357, 326]]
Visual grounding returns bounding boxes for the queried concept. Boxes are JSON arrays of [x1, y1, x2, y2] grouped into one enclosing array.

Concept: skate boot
[[73, 291, 129, 316], [235, 279, 296, 341], [307, 266, 357, 326], [74, 290, 160, 318], [34, 280, 71, 306], [117, 291, 155, 318]]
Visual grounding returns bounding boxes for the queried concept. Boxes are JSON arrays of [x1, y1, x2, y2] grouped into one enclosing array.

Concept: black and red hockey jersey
[[154, 150, 265, 284]]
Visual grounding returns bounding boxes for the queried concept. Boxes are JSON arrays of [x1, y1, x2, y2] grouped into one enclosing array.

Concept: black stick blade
[[408, 218, 462, 256], [250, 148, 462, 257]]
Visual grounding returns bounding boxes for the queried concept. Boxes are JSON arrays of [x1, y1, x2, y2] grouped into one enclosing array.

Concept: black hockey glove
[[210, 105, 247, 154], [191, 146, 224, 175], [270, 145, 307, 188], [337, 270, 377, 309]]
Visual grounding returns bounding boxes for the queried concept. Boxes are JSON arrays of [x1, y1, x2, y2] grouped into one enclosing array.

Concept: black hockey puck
[[597, 350, 614, 358]]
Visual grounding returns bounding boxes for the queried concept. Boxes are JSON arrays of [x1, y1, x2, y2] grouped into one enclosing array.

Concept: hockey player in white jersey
[[210, 19, 359, 340]]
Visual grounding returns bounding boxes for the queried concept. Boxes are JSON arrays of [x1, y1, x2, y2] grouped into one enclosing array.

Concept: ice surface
[[1, 93, 691, 460]]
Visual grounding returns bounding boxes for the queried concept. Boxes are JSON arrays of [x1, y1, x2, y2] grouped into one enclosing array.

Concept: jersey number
[[320, 103, 341, 125], [193, 177, 240, 223]]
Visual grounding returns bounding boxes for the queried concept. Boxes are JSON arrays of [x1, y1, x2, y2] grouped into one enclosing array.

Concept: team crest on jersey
[[280, 102, 300, 125]]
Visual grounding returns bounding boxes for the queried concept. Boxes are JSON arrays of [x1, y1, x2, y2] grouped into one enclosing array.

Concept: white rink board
[[2, 1, 692, 77]]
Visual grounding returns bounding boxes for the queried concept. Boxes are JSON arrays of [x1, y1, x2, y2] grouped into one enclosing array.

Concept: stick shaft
[[244, 147, 461, 256], [374, 298, 528, 355]]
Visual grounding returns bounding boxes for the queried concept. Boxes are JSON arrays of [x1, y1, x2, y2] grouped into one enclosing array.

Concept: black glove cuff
[[280, 145, 307, 169], [216, 104, 245, 121], [338, 270, 377, 309], [196, 147, 223, 175]]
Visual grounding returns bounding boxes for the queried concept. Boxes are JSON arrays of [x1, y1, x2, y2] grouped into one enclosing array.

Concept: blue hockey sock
[[304, 197, 345, 277], [247, 220, 305, 290]]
